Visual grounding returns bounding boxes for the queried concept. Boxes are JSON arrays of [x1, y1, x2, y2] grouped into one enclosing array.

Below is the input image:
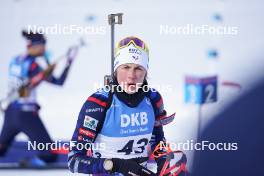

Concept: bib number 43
[[117, 138, 148, 155]]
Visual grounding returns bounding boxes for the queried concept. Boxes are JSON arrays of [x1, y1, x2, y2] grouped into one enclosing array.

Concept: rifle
[[104, 13, 123, 85]]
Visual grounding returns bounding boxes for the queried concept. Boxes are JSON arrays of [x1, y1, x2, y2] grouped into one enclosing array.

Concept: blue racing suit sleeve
[[68, 91, 110, 174], [45, 64, 71, 86], [149, 89, 167, 151], [28, 60, 71, 86], [148, 89, 168, 173]]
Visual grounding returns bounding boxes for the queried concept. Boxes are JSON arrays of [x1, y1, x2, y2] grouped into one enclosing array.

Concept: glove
[[156, 156, 167, 176], [18, 85, 30, 97], [112, 158, 155, 176], [66, 46, 78, 65], [43, 64, 56, 78]]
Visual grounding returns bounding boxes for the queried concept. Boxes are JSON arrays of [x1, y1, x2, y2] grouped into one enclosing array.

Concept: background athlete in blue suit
[[0, 30, 75, 166]]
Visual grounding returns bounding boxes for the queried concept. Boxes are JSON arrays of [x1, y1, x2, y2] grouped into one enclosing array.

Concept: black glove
[[112, 158, 155, 176], [156, 156, 167, 176]]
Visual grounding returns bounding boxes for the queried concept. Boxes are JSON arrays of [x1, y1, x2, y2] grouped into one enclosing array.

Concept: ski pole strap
[[160, 151, 187, 176], [151, 142, 188, 176]]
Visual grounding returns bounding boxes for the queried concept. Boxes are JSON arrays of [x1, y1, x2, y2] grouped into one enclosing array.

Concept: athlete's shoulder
[[147, 88, 163, 106], [86, 87, 112, 108], [9, 54, 25, 64]]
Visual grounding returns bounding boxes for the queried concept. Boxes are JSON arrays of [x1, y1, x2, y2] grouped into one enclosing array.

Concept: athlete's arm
[[68, 93, 109, 174]]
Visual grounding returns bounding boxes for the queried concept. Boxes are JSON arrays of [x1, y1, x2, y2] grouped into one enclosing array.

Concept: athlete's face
[[28, 44, 46, 56], [116, 63, 147, 94]]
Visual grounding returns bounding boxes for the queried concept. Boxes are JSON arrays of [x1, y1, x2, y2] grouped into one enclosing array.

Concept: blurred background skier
[[0, 30, 77, 166]]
